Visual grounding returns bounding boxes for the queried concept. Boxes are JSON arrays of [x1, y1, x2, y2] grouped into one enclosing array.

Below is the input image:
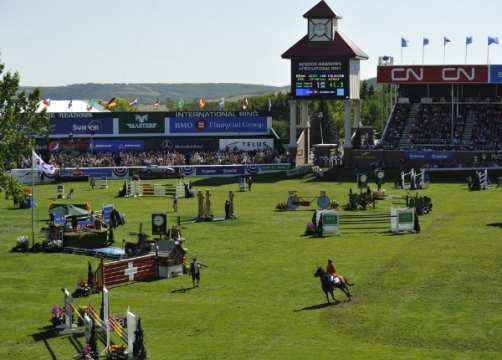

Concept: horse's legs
[[325, 292, 330, 304], [341, 286, 352, 301], [330, 291, 336, 302]]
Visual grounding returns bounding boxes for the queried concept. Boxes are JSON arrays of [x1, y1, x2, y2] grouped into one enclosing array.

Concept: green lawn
[[0, 176, 501, 359]]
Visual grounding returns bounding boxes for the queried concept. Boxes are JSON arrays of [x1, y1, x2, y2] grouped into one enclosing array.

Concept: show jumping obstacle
[[95, 254, 158, 290], [312, 208, 416, 236], [286, 190, 332, 211], [478, 169, 489, 190], [57, 287, 138, 355], [125, 179, 183, 198], [401, 169, 427, 190]]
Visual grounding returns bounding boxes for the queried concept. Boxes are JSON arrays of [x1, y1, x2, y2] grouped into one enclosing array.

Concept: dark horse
[[314, 267, 353, 304]]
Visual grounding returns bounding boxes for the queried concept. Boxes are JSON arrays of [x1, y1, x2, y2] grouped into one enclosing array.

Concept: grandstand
[[378, 64, 502, 152]]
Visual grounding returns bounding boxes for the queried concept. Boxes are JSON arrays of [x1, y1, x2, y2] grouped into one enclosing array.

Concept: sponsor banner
[[489, 65, 502, 83], [168, 116, 269, 136], [219, 138, 274, 151], [12, 164, 292, 183], [119, 113, 165, 134], [195, 166, 246, 176], [92, 139, 145, 153], [60, 168, 114, 178], [405, 151, 456, 161], [377, 65, 489, 84], [50, 114, 114, 135]]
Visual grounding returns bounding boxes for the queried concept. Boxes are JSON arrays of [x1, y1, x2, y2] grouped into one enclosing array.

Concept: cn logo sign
[[442, 67, 475, 81], [391, 68, 424, 81]]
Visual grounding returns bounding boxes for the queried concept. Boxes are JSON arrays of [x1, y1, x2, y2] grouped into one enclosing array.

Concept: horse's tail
[[342, 276, 355, 287]]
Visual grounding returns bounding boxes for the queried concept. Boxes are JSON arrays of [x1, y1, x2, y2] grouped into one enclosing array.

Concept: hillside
[[20, 83, 290, 103]]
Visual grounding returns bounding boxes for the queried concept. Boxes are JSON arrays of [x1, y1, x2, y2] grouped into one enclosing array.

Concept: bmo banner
[[377, 65, 489, 84], [50, 113, 115, 136], [219, 138, 274, 151], [168, 112, 270, 136]]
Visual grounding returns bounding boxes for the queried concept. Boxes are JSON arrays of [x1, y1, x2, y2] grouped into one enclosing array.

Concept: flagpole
[[422, 44, 425, 64], [443, 44, 446, 64], [487, 45, 490, 65], [31, 149, 35, 248], [401, 47, 404, 65], [465, 43, 468, 64]]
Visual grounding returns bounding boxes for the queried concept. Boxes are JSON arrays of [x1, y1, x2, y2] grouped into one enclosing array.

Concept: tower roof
[[282, 31, 369, 60], [303, 1, 341, 19]]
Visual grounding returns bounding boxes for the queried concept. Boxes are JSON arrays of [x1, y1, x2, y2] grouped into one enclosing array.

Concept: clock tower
[[282, 1, 368, 162]]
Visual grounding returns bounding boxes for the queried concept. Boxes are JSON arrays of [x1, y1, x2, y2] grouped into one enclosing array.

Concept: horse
[[314, 267, 353, 304]]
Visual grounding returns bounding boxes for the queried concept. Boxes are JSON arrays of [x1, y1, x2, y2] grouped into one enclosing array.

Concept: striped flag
[[219, 98, 225, 111], [129, 98, 139, 107], [32, 151, 56, 175]]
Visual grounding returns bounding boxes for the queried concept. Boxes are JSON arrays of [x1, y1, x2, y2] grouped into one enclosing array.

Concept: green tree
[[0, 58, 50, 195], [360, 80, 368, 100], [368, 84, 375, 97]]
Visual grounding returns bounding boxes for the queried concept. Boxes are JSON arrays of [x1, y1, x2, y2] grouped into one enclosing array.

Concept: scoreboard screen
[[292, 60, 350, 99]]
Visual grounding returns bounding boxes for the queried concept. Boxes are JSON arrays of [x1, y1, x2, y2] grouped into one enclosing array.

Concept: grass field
[[1, 175, 502, 359]]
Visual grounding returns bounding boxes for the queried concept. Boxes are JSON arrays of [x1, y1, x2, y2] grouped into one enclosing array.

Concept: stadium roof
[[303, 0, 341, 19], [37, 100, 107, 113], [282, 31, 369, 60]]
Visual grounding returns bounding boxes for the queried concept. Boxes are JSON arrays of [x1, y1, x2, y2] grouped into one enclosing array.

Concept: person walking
[[190, 258, 207, 288]]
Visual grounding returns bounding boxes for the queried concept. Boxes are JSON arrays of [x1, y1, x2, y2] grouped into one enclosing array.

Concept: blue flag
[[423, 38, 430, 46], [401, 38, 409, 48], [466, 36, 473, 45], [444, 37, 451, 46], [488, 36, 499, 46]]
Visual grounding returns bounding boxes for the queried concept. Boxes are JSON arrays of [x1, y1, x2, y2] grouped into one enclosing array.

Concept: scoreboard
[[292, 60, 350, 99]]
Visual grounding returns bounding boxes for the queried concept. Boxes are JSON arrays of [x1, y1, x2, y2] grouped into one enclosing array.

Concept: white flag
[[32, 151, 56, 175]]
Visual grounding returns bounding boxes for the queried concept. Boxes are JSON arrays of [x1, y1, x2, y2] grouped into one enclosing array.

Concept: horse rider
[[326, 259, 339, 285]]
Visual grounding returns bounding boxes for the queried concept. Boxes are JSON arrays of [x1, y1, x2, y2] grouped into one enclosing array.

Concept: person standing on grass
[[173, 192, 178, 213], [190, 258, 207, 288], [247, 176, 253, 191]]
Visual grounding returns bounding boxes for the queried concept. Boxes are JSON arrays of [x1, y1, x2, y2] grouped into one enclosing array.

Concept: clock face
[[360, 174, 368, 183], [308, 19, 333, 42], [377, 171, 385, 180], [313, 23, 327, 36], [153, 215, 165, 227]]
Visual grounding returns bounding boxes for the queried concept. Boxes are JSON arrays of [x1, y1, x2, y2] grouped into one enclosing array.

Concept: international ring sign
[[119, 113, 165, 134]]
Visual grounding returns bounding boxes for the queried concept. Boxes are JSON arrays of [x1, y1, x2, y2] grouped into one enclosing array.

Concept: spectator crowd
[[18, 149, 289, 169]]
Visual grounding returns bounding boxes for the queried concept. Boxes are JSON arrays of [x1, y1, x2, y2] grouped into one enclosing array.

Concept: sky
[[1, 0, 502, 87]]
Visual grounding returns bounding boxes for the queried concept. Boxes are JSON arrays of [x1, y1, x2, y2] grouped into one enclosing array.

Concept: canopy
[[49, 204, 90, 217]]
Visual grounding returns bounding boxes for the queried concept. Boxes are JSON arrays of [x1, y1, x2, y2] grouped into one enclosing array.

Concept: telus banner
[[219, 138, 274, 151]]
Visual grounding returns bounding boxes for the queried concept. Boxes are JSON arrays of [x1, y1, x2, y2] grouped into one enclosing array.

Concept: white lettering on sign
[[124, 262, 138, 281], [391, 68, 424, 81], [442, 67, 475, 81]]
